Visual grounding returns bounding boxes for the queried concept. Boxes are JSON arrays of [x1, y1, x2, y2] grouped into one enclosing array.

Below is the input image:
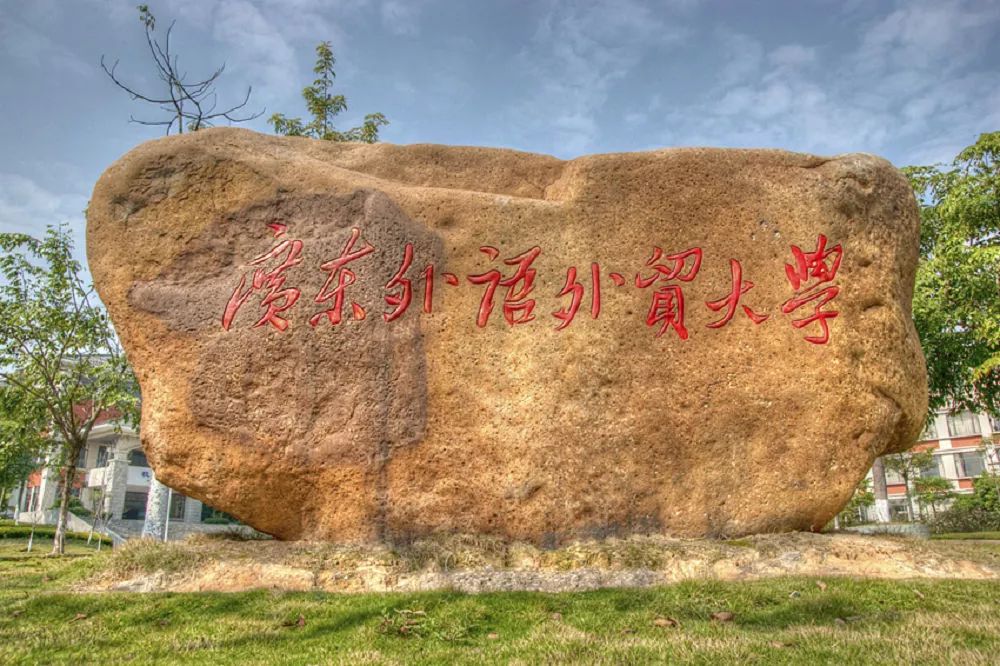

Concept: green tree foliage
[[953, 472, 1000, 513], [270, 41, 388, 143], [928, 471, 1000, 534], [913, 476, 954, 519], [883, 450, 936, 521], [0, 225, 139, 554], [836, 477, 875, 526], [0, 387, 49, 511], [904, 131, 1000, 416]]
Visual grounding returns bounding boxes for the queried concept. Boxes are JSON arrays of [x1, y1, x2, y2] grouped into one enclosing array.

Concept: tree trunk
[[142, 474, 169, 540], [15, 480, 26, 524], [901, 473, 914, 522], [871, 457, 890, 523], [51, 456, 78, 556]]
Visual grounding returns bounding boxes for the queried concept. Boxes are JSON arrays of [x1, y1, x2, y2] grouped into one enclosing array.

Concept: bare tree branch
[[102, 8, 263, 135]]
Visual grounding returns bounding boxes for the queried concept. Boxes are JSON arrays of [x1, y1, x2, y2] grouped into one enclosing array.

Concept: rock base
[[88, 532, 999, 594]]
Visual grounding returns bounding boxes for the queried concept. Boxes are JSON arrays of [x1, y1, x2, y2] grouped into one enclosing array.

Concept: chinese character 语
[[467, 246, 542, 327]]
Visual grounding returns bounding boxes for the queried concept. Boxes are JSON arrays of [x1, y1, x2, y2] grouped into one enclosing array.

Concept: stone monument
[[87, 128, 928, 543]]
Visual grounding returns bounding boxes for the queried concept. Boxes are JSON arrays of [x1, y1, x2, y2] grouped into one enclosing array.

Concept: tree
[[835, 477, 875, 526], [0, 386, 48, 512], [953, 471, 1000, 514], [0, 225, 139, 554], [270, 41, 388, 143], [882, 450, 936, 522], [903, 131, 1000, 417], [913, 476, 954, 519], [102, 5, 262, 134]]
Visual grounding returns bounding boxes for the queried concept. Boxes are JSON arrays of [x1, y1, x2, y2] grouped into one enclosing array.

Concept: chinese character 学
[[781, 234, 843, 344]]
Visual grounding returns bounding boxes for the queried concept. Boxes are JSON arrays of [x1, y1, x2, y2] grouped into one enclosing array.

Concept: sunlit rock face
[[87, 128, 927, 543]]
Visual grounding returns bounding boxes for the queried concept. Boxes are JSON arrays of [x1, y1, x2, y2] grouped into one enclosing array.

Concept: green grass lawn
[[932, 531, 1000, 541], [1, 539, 999, 665]]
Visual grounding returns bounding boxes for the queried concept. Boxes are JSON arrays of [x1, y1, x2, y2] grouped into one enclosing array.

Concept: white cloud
[[768, 44, 815, 69], [0, 9, 93, 78], [648, 0, 1000, 165], [380, 0, 420, 36], [503, 0, 688, 156], [0, 174, 90, 271]]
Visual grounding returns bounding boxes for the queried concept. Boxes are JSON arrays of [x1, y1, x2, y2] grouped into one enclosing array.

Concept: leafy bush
[[952, 474, 1000, 513], [928, 507, 1000, 534], [67, 497, 93, 518]]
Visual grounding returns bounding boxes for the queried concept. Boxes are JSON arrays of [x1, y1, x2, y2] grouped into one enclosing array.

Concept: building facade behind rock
[[849, 409, 1000, 523], [7, 415, 240, 541]]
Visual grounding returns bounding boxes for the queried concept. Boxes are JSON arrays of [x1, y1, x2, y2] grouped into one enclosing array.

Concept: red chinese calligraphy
[[467, 246, 542, 327], [635, 247, 702, 339], [310, 227, 375, 327], [553, 263, 602, 330], [781, 234, 842, 344], [384, 244, 414, 322], [222, 223, 303, 332], [705, 259, 769, 328], [421, 266, 461, 314]]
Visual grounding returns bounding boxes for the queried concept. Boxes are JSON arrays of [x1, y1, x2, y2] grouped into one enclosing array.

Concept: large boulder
[[87, 128, 927, 543]]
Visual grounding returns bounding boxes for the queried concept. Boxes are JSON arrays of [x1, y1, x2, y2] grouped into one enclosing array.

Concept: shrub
[[927, 506, 1000, 534], [67, 497, 93, 518]]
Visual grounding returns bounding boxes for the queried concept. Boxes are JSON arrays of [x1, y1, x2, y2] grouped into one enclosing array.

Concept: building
[[877, 409, 1000, 521], [10, 414, 238, 541]]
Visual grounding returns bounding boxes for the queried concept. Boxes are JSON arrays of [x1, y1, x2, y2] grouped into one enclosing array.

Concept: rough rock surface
[[88, 534, 999, 595], [87, 128, 927, 543]]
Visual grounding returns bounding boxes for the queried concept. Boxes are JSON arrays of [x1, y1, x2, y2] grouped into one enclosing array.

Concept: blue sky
[[1, 0, 999, 261]]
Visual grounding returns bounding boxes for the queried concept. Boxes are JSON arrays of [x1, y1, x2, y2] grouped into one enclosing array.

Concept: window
[[991, 415, 1000, 433], [919, 457, 941, 478], [920, 420, 938, 441], [128, 449, 149, 467], [947, 411, 981, 437], [957, 451, 985, 478], [888, 499, 911, 522], [75, 447, 87, 468], [169, 494, 186, 521], [96, 446, 110, 468], [123, 491, 148, 520]]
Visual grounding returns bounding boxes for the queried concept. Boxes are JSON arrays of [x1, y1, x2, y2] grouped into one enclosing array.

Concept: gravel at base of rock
[[86, 532, 999, 594]]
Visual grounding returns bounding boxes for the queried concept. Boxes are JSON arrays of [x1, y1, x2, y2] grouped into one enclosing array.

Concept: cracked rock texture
[[87, 128, 927, 543]]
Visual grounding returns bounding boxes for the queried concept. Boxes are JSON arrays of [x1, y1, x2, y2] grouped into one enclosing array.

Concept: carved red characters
[[781, 234, 842, 344], [221, 224, 846, 345], [222, 222, 304, 332], [310, 227, 375, 326], [553, 263, 602, 330], [467, 246, 542, 327], [635, 247, 702, 339], [705, 259, 769, 328]]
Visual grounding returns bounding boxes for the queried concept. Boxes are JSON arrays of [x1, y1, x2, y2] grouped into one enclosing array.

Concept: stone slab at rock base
[[87, 533, 999, 594], [87, 128, 928, 543]]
